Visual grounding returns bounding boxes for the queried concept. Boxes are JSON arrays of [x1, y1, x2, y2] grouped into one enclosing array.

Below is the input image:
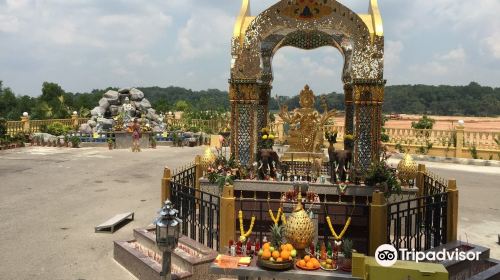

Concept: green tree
[[174, 100, 189, 112], [39, 82, 70, 119], [411, 115, 436, 129]]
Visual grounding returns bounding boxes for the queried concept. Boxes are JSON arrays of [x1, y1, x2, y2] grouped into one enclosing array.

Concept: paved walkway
[[0, 146, 205, 280]]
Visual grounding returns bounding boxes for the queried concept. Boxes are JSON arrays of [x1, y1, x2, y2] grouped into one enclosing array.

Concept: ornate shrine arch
[[229, 0, 385, 174]]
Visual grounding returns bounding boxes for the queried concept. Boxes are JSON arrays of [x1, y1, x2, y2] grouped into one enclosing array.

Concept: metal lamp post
[[154, 200, 182, 280]]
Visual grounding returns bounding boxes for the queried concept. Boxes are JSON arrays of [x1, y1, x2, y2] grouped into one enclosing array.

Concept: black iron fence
[[423, 172, 448, 196], [387, 173, 448, 252], [171, 165, 220, 251], [235, 195, 370, 254]]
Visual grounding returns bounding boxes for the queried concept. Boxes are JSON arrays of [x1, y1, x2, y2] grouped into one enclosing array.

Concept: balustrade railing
[[463, 131, 500, 150], [6, 118, 89, 135]]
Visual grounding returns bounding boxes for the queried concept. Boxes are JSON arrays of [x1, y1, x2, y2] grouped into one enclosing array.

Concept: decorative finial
[[294, 192, 303, 212]]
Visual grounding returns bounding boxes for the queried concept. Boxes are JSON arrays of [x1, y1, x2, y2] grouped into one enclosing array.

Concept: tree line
[[0, 81, 499, 120]]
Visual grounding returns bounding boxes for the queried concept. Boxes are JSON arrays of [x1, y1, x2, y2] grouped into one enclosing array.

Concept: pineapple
[[269, 224, 283, 250]]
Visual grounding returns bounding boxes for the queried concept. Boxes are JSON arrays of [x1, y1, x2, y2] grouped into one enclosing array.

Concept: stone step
[[469, 258, 500, 280], [114, 240, 192, 280], [132, 227, 219, 277]]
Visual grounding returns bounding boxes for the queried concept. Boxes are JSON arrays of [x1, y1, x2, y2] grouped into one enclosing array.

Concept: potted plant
[[70, 136, 81, 148], [107, 138, 114, 150], [364, 153, 401, 197], [341, 238, 353, 272], [150, 136, 157, 149], [64, 135, 69, 147]]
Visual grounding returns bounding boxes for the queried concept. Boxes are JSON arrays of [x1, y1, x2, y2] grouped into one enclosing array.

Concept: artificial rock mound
[[80, 88, 163, 133]]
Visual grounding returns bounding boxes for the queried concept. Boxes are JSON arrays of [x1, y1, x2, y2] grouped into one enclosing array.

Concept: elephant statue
[[327, 132, 352, 182], [256, 149, 280, 180]]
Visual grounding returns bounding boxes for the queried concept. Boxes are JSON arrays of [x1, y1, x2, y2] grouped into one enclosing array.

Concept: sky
[[1, 0, 500, 97]]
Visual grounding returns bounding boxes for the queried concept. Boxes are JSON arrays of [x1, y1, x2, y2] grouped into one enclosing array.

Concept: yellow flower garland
[[326, 216, 352, 241], [268, 208, 282, 225], [238, 210, 256, 239], [281, 213, 286, 225]]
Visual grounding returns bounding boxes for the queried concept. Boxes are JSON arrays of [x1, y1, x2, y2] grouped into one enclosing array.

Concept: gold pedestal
[[280, 152, 327, 162]]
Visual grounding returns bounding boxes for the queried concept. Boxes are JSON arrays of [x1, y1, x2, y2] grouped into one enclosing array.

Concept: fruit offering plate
[[319, 259, 338, 271], [295, 262, 320, 271], [257, 258, 294, 271], [320, 264, 338, 271]]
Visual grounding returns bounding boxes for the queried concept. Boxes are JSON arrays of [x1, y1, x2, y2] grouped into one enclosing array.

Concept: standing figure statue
[[120, 97, 135, 129], [131, 118, 142, 152]]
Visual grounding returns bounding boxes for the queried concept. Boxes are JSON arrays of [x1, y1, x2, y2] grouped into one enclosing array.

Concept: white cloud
[[176, 8, 234, 60], [409, 47, 467, 81], [301, 57, 336, 77], [482, 33, 500, 59], [438, 47, 466, 63], [0, 14, 20, 33], [385, 40, 404, 68]]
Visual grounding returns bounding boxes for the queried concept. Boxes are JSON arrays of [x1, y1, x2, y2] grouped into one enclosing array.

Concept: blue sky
[[1, 0, 499, 97]]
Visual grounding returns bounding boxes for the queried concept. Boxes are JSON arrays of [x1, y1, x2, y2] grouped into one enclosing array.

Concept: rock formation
[[79, 88, 164, 133]]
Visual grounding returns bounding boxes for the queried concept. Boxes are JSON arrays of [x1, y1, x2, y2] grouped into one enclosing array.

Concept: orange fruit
[[298, 260, 306, 267], [262, 243, 270, 250], [285, 244, 294, 251], [262, 250, 271, 260], [304, 255, 311, 262], [272, 250, 280, 259], [280, 250, 290, 260], [280, 244, 285, 251], [306, 262, 314, 269], [277, 257, 283, 262], [311, 258, 320, 268]]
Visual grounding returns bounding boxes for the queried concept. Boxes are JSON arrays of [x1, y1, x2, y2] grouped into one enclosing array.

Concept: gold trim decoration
[[326, 216, 352, 241], [238, 210, 256, 242], [280, 1, 333, 20], [353, 83, 385, 103], [269, 208, 283, 225]]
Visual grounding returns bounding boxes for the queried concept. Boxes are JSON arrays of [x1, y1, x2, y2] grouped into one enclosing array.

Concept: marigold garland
[[268, 208, 282, 225], [238, 210, 256, 239], [326, 216, 352, 241]]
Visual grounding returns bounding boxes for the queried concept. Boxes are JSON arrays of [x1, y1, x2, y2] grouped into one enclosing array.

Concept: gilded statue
[[279, 85, 336, 155]]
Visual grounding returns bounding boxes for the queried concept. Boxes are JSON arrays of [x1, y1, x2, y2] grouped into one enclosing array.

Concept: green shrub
[[381, 133, 390, 143], [469, 145, 478, 159], [39, 124, 48, 133], [365, 159, 401, 197], [0, 118, 6, 138], [411, 115, 436, 130], [12, 132, 28, 144], [188, 126, 200, 133], [46, 122, 71, 136]]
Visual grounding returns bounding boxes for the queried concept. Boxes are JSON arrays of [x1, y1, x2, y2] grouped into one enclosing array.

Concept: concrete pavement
[[0, 146, 205, 280]]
